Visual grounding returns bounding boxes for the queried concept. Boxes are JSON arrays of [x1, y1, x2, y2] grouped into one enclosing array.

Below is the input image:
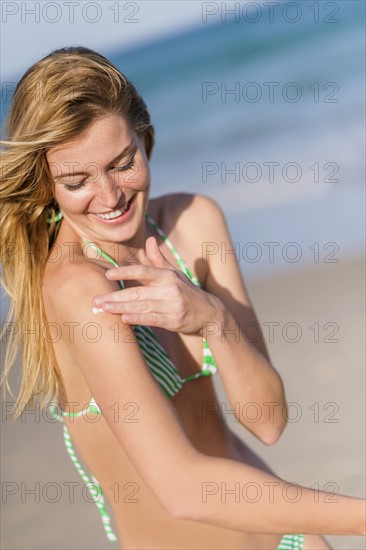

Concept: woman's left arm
[[189, 194, 288, 445]]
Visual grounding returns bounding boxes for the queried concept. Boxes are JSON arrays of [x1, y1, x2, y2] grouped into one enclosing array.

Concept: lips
[[89, 195, 136, 224]]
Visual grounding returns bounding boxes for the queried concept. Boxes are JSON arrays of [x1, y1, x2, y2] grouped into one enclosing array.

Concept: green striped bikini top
[[49, 212, 218, 543]]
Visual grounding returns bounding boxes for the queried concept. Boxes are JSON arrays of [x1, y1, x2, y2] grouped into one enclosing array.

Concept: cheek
[[56, 188, 92, 215], [139, 163, 151, 190]]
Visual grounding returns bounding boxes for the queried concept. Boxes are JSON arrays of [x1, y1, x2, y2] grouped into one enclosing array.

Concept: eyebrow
[[53, 140, 136, 180]]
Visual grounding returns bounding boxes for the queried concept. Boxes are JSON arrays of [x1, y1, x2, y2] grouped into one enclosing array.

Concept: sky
[[0, 1, 223, 82]]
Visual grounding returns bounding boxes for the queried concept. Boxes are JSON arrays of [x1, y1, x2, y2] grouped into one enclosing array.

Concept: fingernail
[[106, 269, 116, 278], [92, 307, 104, 314]]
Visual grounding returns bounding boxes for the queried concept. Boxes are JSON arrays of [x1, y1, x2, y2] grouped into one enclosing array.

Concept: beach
[[1, 0, 365, 548], [1, 253, 364, 550]]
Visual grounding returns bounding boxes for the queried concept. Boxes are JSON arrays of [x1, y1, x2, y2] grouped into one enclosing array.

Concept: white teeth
[[97, 208, 124, 220], [96, 201, 130, 220]]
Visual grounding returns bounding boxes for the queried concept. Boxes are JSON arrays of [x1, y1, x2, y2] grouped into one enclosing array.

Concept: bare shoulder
[[42, 255, 120, 326], [152, 192, 224, 228], [151, 192, 228, 284]]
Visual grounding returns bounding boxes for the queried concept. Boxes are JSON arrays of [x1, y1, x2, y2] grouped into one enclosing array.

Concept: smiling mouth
[[95, 196, 135, 220]]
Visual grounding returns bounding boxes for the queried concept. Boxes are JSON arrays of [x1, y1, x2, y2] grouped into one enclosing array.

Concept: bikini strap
[[48, 405, 117, 542], [82, 215, 200, 287], [145, 213, 201, 286], [146, 214, 218, 376], [83, 241, 124, 290]]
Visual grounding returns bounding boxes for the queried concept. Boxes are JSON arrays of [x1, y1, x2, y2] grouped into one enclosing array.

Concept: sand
[[1, 254, 365, 550]]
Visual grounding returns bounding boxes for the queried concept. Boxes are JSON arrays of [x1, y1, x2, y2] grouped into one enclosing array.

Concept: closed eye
[[64, 156, 136, 191], [113, 157, 136, 173]]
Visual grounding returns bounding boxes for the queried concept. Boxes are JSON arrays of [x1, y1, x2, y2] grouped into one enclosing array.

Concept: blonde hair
[[0, 46, 155, 421]]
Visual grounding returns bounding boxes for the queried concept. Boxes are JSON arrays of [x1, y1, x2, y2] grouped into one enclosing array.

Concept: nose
[[95, 174, 122, 209]]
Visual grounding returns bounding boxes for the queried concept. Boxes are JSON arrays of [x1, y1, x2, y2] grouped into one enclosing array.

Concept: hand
[[91, 236, 222, 336]]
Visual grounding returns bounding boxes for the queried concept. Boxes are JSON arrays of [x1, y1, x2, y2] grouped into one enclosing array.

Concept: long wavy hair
[[0, 46, 155, 420]]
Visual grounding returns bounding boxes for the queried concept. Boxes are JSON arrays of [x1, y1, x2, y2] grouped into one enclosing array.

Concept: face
[[46, 113, 151, 250]]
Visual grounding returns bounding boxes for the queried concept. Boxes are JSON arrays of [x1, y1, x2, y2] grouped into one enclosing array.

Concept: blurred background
[[1, 1, 365, 549]]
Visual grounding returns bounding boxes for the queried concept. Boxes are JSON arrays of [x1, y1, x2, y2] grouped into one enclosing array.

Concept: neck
[[86, 214, 157, 268], [58, 212, 156, 270]]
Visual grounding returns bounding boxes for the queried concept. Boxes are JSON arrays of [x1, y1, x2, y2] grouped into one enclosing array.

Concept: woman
[[1, 46, 364, 550]]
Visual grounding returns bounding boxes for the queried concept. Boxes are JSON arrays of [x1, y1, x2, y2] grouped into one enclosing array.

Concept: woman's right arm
[[52, 263, 365, 536]]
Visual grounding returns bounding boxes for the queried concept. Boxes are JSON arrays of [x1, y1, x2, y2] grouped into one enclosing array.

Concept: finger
[[121, 311, 172, 327], [99, 299, 177, 315], [105, 263, 174, 284], [145, 235, 175, 269], [146, 236, 193, 286], [92, 283, 177, 307]]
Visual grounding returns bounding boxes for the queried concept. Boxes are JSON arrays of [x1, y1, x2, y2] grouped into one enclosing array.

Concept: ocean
[[1, 0, 364, 293]]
